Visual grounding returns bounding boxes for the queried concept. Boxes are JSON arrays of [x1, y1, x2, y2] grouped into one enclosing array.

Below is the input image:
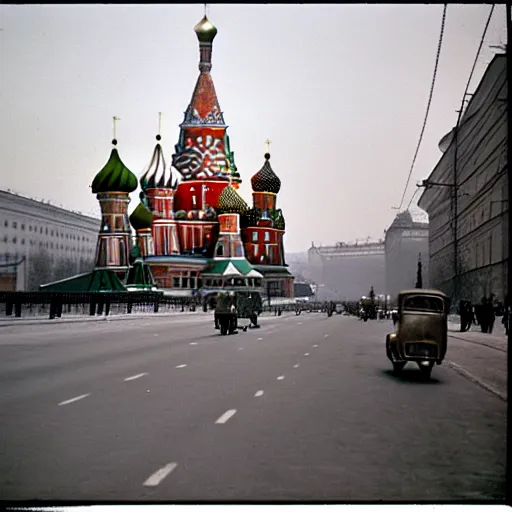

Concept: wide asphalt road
[[0, 312, 506, 501]]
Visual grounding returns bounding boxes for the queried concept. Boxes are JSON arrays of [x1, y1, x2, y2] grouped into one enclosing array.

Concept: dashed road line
[[189, 342, 198, 345], [143, 462, 178, 487], [304, 352, 310, 357], [255, 390, 264, 397], [298, 322, 303, 325], [175, 364, 187, 369], [324, 334, 329, 338], [313, 344, 319, 348], [154, 334, 159, 337], [277, 375, 285, 380], [58, 394, 90, 406], [238, 347, 244, 350], [448, 361, 506, 402], [215, 409, 237, 424], [257, 337, 263, 340], [294, 364, 300, 368], [124, 373, 147, 382]]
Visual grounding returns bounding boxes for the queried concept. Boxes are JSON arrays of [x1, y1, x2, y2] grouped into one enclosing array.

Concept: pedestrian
[[486, 296, 496, 334]]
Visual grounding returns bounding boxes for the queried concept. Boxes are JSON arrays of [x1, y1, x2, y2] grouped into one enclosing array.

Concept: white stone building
[[385, 205, 430, 302], [308, 240, 386, 301], [0, 190, 100, 291], [418, 53, 508, 303]]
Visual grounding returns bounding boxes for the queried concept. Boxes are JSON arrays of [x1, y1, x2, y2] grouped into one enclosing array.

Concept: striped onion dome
[[140, 138, 172, 190]]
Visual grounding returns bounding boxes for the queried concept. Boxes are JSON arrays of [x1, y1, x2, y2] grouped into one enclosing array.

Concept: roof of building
[[91, 144, 138, 194], [129, 202, 154, 231], [125, 261, 156, 289], [251, 153, 281, 194], [39, 269, 127, 292], [388, 205, 428, 230], [202, 258, 260, 277]]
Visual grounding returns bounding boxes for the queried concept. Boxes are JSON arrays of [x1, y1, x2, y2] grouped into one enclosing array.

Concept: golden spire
[[158, 112, 162, 136], [265, 139, 272, 154]]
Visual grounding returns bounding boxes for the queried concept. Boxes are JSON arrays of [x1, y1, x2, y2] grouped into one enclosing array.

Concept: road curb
[[448, 334, 507, 353], [447, 361, 507, 402]]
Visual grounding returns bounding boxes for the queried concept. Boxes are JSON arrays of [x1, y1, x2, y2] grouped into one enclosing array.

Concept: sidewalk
[[447, 315, 507, 352], [0, 311, 210, 327]]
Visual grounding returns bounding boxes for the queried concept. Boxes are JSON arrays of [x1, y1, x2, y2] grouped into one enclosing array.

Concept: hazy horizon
[[0, 4, 507, 252]]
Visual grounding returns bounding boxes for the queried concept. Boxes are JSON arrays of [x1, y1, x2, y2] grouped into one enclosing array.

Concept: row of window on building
[[2, 235, 95, 252], [3, 219, 94, 242]]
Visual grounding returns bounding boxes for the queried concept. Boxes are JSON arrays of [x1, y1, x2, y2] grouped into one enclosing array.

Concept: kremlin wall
[[42, 14, 294, 301]]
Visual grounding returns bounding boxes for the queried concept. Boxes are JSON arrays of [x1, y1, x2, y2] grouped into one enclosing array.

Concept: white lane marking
[[298, 322, 303, 325], [143, 462, 178, 487], [189, 342, 198, 345], [294, 364, 300, 368], [215, 409, 237, 424], [324, 334, 329, 338], [124, 373, 148, 382], [175, 364, 187, 369], [238, 347, 244, 350], [304, 352, 310, 356], [277, 375, 285, 380], [58, 394, 90, 406], [154, 334, 159, 337], [313, 344, 319, 348], [255, 390, 264, 397], [448, 361, 507, 402], [257, 337, 263, 340]]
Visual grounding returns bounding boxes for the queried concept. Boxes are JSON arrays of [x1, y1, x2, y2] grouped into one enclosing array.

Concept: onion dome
[[129, 202, 154, 231], [251, 153, 281, 194], [175, 210, 187, 220], [217, 185, 249, 214], [194, 15, 218, 43], [140, 136, 172, 190], [91, 141, 137, 194]]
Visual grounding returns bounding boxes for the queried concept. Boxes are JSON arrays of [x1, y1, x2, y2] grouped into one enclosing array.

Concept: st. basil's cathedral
[[88, 14, 294, 301]]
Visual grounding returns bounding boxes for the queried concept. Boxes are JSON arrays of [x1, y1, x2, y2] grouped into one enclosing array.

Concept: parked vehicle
[[385, 289, 450, 380]]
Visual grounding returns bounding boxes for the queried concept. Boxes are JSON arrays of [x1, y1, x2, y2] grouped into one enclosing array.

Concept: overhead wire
[[397, 4, 447, 212]]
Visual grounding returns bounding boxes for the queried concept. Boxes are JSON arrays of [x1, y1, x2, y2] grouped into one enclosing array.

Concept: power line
[[396, 4, 447, 211], [406, 186, 420, 210]]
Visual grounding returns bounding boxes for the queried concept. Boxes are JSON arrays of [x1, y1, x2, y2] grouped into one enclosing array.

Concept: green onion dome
[[217, 185, 249, 214], [251, 153, 281, 194], [194, 15, 218, 43], [129, 202, 154, 231], [175, 210, 187, 220], [91, 145, 138, 194]]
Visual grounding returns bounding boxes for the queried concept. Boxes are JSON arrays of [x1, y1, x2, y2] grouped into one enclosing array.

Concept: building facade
[[0, 190, 100, 291], [418, 54, 508, 303], [85, 14, 294, 299], [385, 206, 429, 301], [308, 240, 386, 301]]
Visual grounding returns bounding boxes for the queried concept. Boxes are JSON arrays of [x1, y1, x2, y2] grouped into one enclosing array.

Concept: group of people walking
[[459, 296, 509, 335]]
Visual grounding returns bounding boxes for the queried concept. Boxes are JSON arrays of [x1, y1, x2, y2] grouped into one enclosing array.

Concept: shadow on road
[[380, 368, 442, 384]]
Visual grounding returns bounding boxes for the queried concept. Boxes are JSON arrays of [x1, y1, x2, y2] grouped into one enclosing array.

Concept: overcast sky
[[0, 4, 507, 253]]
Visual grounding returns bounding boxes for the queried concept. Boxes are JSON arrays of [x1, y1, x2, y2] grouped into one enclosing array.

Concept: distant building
[[418, 54, 508, 303], [308, 240, 385, 301], [385, 206, 429, 301], [0, 190, 100, 291]]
